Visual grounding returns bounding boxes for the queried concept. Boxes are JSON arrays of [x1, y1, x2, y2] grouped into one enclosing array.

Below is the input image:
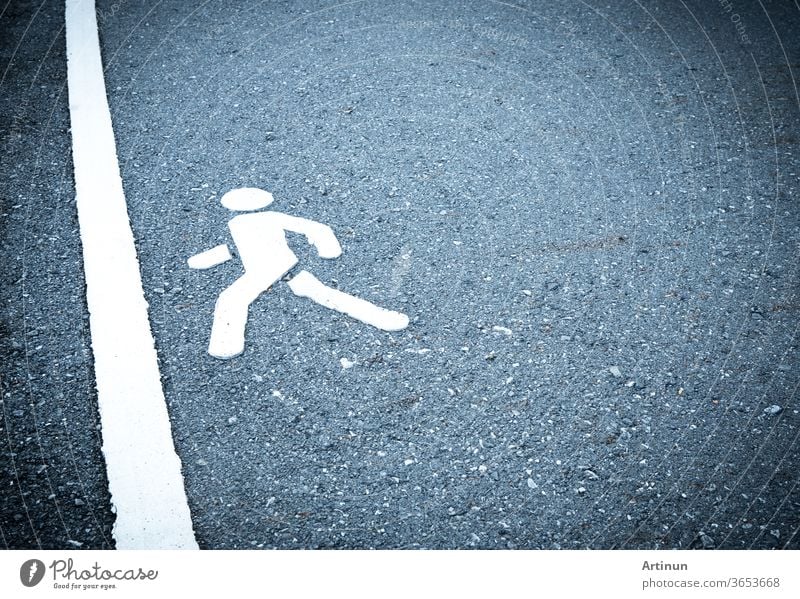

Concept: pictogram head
[[220, 187, 274, 211]]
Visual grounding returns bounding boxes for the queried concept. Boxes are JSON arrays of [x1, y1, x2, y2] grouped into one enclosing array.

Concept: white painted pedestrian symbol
[[188, 187, 409, 359]]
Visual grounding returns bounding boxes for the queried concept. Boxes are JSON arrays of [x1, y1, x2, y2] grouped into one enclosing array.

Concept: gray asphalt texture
[[1, 0, 113, 549], [2, 0, 799, 549]]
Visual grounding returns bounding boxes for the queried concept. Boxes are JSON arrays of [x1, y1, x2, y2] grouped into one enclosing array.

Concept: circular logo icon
[[20, 559, 46, 587]]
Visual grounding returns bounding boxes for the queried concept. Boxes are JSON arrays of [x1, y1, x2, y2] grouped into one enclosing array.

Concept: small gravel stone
[[699, 532, 715, 549], [764, 405, 782, 415], [609, 366, 622, 378]]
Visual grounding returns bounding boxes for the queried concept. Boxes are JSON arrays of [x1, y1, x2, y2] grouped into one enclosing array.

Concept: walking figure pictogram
[[188, 187, 409, 359]]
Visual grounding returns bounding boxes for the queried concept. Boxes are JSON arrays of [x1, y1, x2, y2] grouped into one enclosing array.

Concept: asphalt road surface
[[2, 0, 799, 549]]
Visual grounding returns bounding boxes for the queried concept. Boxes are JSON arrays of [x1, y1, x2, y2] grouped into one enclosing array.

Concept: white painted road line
[[65, 0, 197, 549]]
